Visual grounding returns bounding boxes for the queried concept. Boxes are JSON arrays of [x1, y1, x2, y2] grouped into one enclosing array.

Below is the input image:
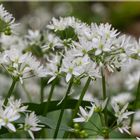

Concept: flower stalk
[[4, 78, 18, 106], [130, 78, 140, 130], [53, 77, 73, 138], [101, 68, 109, 139], [63, 77, 91, 138], [43, 78, 57, 115], [40, 78, 45, 103]]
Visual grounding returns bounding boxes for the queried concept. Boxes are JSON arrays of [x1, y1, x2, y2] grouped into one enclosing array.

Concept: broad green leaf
[[24, 99, 91, 115], [38, 116, 73, 132], [0, 130, 27, 138]]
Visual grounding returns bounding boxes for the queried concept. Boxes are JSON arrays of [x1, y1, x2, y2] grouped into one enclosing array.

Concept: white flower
[[73, 105, 95, 123], [84, 60, 101, 79], [73, 37, 93, 54], [131, 38, 140, 58], [23, 112, 43, 140], [0, 4, 14, 24], [80, 23, 127, 72], [93, 98, 108, 112], [116, 35, 140, 64], [92, 36, 115, 56], [126, 71, 140, 90], [112, 102, 134, 124], [0, 34, 27, 51], [72, 21, 90, 39], [45, 54, 61, 83], [42, 32, 63, 51], [47, 16, 76, 31], [47, 16, 89, 39], [7, 97, 28, 113], [91, 23, 119, 39], [112, 102, 133, 135], [61, 49, 90, 82], [0, 4, 16, 34], [26, 30, 41, 45], [26, 53, 47, 77], [111, 92, 134, 106], [89, 23, 119, 56], [0, 34, 19, 48], [0, 48, 46, 83], [118, 121, 131, 135], [117, 35, 134, 57], [0, 106, 20, 132], [0, 97, 29, 132]]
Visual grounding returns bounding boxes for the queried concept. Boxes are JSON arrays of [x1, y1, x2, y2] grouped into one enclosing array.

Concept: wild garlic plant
[[0, 4, 140, 139]]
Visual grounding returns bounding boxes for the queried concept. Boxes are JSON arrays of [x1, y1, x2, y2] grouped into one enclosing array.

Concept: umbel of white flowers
[[73, 99, 134, 135], [43, 16, 140, 83], [0, 4, 17, 35], [0, 48, 47, 84], [0, 97, 43, 140]]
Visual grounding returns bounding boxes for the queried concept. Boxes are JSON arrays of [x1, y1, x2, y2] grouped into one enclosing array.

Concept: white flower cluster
[[42, 32, 63, 51], [111, 92, 134, 106], [45, 54, 61, 83], [0, 34, 27, 51], [126, 70, 140, 90], [0, 97, 27, 132], [112, 102, 134, 134], [44, 17, 140, 83], [0, 48, 46, 83], [0, 97, 43, 139], [73, 98, 134, 136], [0, 16, 137, 86], [26, 30, 41, 46], [0, 4, 16, 35], [73, 98, 108, 123], [60, 49, 100, 82], [47, 16, 78, 31], [73, 106, 94, 123], [21, 112, 44, 140]]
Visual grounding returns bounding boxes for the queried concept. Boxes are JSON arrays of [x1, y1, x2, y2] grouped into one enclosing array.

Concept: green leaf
[[0, 130, 27, 138], [24, 99, 91, 115], [38, 116, 73, 132]]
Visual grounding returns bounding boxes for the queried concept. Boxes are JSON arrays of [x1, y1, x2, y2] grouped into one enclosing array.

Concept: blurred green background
[[2, 1, 140, 38]]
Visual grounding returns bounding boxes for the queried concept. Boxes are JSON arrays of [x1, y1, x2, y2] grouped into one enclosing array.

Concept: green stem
[[101, 69, 106, 100], [43, 51, 63, 113], [63, 77, 91, 138], [4, 78, 17, 106], [99, 113, 105, 126], [39, 78, 58, 138], [72, 77, 91, 119], [43, 78, 57, 116], [110, 120, 116, 129], [40, 78, 45, 103], [53, 77, 73, 138], [101, 69, 109, 139], [130, 78, 140, 130]]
